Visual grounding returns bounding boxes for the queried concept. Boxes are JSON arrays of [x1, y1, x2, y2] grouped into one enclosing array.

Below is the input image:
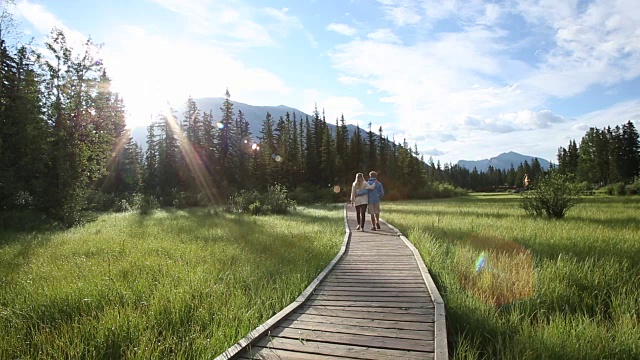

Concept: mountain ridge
[[457, 151, 552, 172]]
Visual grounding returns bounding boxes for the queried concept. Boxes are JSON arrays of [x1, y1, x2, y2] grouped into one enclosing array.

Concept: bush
[[626, 180, 640, 195], [138, 194, 160, 215], [520, 172, 581, 219], [228, 184, 296, 215], [113, 199, 133, 212], [613, 182, 627, 196]]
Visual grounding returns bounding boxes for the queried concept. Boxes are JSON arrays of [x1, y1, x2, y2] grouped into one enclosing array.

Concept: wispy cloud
[[327, 23, 357, 36], [330, 0, 640, 162], [149, 0, 305, 48], [12, 0, 86, 46], [367, 29, 402, 44]]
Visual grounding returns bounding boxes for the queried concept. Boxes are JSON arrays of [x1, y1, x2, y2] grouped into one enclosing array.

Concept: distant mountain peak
[[457, 152, 551, 172]]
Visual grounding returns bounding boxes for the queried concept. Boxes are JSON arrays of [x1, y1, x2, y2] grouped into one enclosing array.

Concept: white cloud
[[572, 123, 590, 132], [520, 0, 640, 97], [423, 148, 445, 156], [367, 29, 402, 44], [327, 23, 357, 36], [329, 27, 533, 137], [302, 95, 386, 127], [376, 0, 422, 26], [12, 0, 86, 46], [463, 109, 566, 134], [149, 0, 305, 48]]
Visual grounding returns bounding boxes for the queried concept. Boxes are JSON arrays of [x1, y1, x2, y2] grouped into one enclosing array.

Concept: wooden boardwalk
[[217, 205, 447, 360]]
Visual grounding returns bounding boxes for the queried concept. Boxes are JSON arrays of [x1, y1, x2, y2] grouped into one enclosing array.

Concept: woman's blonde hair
[[353, 172, 365, 184]]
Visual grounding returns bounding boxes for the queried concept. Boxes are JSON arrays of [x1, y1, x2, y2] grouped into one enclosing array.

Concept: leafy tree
[[520, 172, 581, 219]]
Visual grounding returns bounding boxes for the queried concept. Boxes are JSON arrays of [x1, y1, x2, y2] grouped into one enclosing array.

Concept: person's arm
[[350, 184, 357, 203]]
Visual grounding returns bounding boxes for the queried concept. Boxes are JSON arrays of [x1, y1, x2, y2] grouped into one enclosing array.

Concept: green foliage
[[136, 194, 159, 215], [613, 182, 627, 196], [229, 184, 296, 215], [520, 172, 581, 218], [625, 179, 640, 195]]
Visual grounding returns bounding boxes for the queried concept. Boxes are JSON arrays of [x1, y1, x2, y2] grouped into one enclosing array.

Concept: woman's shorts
[[367, 202, 380, 214]]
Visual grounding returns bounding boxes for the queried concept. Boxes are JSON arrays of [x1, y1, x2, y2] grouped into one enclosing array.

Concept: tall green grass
[[0, 206, 343, 359], [384, 194, 640, 359]]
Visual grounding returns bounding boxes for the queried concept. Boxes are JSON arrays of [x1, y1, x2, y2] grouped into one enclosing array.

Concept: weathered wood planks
[[217, 204, 447, 360]]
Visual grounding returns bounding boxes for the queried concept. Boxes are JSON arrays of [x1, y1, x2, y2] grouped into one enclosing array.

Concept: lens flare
[[251, 143, 259, 150], [217, 122, 224, 129], [475, 252, 487, 273], [333, 185, 341, 193], [457, 234, 534, 308], [275, 155, 282, 162]]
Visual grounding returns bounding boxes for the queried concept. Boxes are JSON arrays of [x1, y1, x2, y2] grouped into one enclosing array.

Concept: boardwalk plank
[[240, 346, 362, 360], [312, 290, 428, 297], [280, 318, 432, 340], [297, 306, 435, 321], [308, 294, 430, 303], [288, 312, 434, 331], [270, 326, 434, 353], [252, 337, 433, 360]]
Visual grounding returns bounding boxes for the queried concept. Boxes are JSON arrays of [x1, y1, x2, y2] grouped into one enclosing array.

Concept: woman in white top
[[350, 173, 375, 231]]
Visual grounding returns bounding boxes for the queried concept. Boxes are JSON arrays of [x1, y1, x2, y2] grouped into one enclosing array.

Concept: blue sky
[[7, 0, 640, 164]]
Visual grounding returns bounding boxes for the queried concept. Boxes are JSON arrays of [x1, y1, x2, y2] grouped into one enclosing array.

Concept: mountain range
[[457, 151, 552, 172]]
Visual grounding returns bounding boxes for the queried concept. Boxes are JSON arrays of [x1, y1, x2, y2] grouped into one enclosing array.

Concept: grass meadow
[[0, 205, 344, 359], [384, 194, 640, 359]]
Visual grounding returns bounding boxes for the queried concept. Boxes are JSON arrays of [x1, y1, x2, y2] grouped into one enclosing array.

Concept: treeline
[[427, 158, 546, 191], [139, 90, 431, 206], [1, 26, 136, 226], [429, 121, 640, 192], [556, 121, 640, 186]]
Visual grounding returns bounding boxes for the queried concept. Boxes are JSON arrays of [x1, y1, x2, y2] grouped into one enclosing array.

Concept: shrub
[[262, 184, 296, 214], [228, 184, 296, 215], [613, 182, 627, 196], [520, 172, 581, 219], [138, 194, 160, 215], [113, 199, 133, 212], [604, 184, 615, 195], [626, 180, 640, 195]]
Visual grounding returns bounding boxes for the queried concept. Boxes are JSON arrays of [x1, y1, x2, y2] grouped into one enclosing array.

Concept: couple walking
[[350, 171, 385, 231]]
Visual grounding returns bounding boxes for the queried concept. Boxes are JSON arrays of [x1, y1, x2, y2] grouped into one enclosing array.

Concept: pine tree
[[367, 122, 377, 171], [620, 121, 640, 183], [258, 112, 276, 187], [143, 121, 160, 195]]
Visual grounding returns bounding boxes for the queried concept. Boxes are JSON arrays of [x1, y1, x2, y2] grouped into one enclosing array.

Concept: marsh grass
[[383, 194, 640, 359], [0, 205, 343, 359]]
